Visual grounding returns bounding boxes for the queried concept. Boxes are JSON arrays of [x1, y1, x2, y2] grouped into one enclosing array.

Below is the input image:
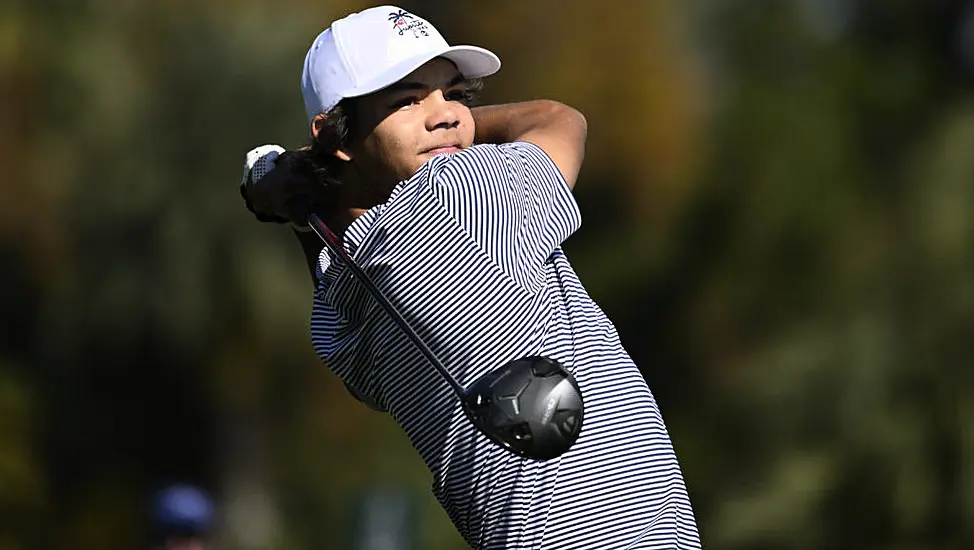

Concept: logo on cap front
[[388, 10, 429, 38]]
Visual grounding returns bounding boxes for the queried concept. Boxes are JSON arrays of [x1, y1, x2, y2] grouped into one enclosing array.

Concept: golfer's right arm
[[472, 100, 587, 189], [429, 100, 587, 293]]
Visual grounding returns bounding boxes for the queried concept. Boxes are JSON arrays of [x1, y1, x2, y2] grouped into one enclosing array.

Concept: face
[[327, 58, 477, 198]]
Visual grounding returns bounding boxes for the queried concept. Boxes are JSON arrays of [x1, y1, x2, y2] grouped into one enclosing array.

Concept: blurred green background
[[2, 0, 973, 548]]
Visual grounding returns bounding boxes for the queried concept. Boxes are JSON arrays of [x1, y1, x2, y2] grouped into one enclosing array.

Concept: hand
[[239, 145, 329, 227]]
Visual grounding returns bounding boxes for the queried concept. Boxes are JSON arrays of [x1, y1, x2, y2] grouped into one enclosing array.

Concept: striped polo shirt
[[310, 142, 700, 549]]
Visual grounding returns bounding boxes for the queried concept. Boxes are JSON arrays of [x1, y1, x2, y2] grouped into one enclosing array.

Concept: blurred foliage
[[1, 0, 972, 549]]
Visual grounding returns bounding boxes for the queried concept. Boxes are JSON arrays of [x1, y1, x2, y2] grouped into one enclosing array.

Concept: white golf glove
[[239, 144, 288, 223], [241, 144, 286, 188]]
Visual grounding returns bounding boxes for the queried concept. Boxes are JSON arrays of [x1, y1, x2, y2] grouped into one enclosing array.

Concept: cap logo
[[387, 10, 429, 38]]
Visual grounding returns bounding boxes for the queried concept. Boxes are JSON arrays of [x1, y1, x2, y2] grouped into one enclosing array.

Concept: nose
[[425, 90, 460, 132]]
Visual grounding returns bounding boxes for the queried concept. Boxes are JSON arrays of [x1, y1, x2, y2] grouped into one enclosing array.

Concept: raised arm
[[472, 100, 588, 189]]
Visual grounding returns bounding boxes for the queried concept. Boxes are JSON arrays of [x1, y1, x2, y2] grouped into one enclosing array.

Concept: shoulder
[[427, 142, 559, 182]]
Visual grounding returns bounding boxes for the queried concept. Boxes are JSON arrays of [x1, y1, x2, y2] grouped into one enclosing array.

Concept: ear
[[312, 113, 354, 162]]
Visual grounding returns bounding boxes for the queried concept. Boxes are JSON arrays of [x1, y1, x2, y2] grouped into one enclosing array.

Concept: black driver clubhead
[[463, 356, 584, 460]]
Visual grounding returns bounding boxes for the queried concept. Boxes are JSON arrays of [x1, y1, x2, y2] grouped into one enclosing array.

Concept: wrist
[[471, 104, 509, 144]]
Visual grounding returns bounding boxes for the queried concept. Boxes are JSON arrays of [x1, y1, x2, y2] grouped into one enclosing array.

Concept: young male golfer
[[240, 5, 701, 549]]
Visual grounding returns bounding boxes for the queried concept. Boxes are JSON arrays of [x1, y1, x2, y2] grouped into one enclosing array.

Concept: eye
[[445, 89, 473, 103], [390, 96, 420, 110]]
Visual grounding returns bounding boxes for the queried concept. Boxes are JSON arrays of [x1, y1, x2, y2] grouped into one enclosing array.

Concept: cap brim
[[340, 45, 501, 100], [440, 45, 501, 79]]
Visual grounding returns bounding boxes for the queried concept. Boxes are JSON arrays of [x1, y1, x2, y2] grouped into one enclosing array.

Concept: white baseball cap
[[301, 5, 501, 124]]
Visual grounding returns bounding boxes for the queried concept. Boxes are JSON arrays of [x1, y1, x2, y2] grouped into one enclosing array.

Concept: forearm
[[472, 100, 587, 189], [472, 100, 587, 145]]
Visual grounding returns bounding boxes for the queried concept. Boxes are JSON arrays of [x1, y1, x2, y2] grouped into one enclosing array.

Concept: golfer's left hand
[[240, 145, 290, 223], [240, 144, 330, 227]]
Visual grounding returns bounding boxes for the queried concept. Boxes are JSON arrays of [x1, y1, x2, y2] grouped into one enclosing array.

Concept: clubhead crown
[[464, 356, 584, 460]]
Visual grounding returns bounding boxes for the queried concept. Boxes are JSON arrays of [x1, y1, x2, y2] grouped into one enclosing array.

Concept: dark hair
[[277, 99, 357, 209], [279, 77, 484, 209]]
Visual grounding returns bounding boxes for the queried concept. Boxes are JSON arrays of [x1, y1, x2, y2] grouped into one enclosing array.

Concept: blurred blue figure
[[150, 484, 215, 550]]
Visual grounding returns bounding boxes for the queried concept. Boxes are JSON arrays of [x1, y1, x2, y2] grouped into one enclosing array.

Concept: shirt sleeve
[[429, 142, 582, 292]]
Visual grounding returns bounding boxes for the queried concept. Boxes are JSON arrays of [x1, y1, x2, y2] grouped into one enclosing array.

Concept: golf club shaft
[[307, 213, 466, 396]]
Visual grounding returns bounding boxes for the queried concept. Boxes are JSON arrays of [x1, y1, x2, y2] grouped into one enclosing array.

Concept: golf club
[[307, 213, 584, 460]]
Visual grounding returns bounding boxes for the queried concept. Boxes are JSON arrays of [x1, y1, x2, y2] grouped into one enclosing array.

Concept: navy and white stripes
[[310, 142, 701, 549]]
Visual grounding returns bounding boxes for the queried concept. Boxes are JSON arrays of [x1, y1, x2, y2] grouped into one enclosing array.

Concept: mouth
[[422, 143, 462, 156]]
